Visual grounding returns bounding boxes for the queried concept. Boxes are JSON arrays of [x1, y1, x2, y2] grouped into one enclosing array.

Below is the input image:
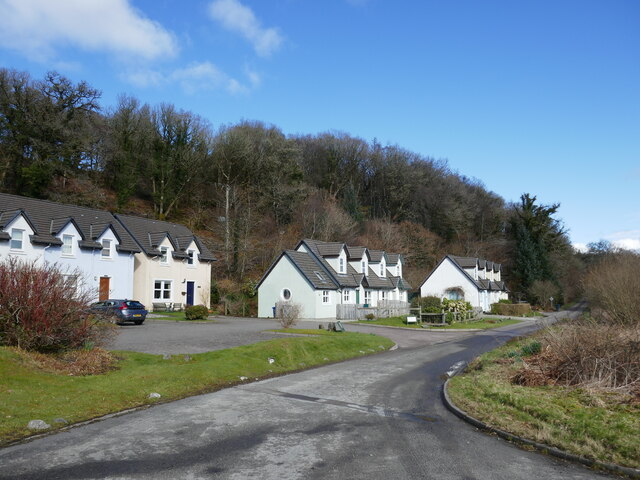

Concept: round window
[[282, 289, 291, 301]]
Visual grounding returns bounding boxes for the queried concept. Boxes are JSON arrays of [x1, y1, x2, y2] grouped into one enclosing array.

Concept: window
[[63, 274, 78, 294], [379, 263, 384, 276], [396, 265, 400, 276], [314, 271, 325, 281], [281, 289, 291, 301], [343, 290, 350, 302], [10, 229, 23, 250], [380, 291, 387, 301], [446, 288, 464, 300], [62, 235, 73, 255], [361, 261, 366, 274], [339, 257, 345, 273], [322, 290, 330, 304], [160, 247, 169, 264], [101, 239, 112, 258], [364, 290, 371, 304], [154, 280, 172, 300], [187, 249, 195, 265]]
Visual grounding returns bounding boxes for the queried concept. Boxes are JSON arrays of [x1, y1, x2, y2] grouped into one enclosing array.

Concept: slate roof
[[363, 267, 394, 289], [420, 255, 508, 292], [345, 245, 367, 260], [389, 276, 412, 291], [368, 249, 386, 263], [386, 253, 401, 265], [0, 193, 140, 253], [115, 214, 216, 262]]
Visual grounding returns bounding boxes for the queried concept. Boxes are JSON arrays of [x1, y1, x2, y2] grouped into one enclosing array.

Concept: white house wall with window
[[0, 193, 139, 301], [257, 239, 411, 320], [419, 255, 509, 311]]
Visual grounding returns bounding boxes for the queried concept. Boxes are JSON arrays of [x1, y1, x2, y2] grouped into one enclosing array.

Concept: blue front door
[[186, 281, 195, 306]]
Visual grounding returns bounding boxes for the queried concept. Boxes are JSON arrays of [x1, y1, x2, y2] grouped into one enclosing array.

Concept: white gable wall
[[1, 215, 40, 264], [258, 255, 337, 319], [420, 258, 482, 308]]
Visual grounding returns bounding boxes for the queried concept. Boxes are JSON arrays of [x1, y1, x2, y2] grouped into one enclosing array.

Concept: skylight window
[[314, 271, 325, 281]]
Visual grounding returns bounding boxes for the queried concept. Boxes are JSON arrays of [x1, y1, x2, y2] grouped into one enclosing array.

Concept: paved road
[[2, 311, 610, 479]]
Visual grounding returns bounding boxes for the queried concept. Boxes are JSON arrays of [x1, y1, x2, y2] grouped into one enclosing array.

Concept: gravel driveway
[[105, 315, 540, 355]]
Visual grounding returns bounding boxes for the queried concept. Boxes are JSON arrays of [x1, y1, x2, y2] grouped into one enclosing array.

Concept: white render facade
[[0, 194, 138, 301], [257, 239, 411, 319], [419, 255, 509, 311]]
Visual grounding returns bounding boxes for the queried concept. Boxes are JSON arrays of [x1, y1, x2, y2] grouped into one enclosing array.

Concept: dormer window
[[339, 257, 345, 273], [160, 246, 169, 264], [10, 229, 24, 250], [396, 265, 400, 276], [62, 235, 74, 256], [187, 249, 195, 265], [361, 261, 366, 274], [101, 239, 112, 258], [379, 263, 384, 277]]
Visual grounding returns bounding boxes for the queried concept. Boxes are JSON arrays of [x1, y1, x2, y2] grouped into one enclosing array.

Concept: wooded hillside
[[0, 68, 579, 313]]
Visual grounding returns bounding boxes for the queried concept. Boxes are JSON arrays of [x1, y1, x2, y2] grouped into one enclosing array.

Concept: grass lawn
[[150, 311, 216, 321], [356, 316, 521, 330], [0, 331, 393, 445], [447, 337, 640, 469]]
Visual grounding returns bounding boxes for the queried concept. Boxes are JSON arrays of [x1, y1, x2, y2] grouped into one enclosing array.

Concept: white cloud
[[0, 0, 178, 62], [208, 0, 283, 57], [122, 61, 252, 95], [605, 230, 640, 252], [572, 243, 588, 253]]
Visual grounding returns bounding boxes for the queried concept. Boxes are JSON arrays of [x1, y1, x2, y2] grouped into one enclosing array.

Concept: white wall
[[258, 255, 336, 319], [420, 258, 482, 308], [0, 217, 134, 301]]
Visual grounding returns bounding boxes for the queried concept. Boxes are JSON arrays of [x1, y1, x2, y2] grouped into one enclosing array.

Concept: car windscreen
[[124, 301, 145, 309]]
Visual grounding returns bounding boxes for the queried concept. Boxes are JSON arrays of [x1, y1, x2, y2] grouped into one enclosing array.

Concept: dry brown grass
[[512, 318, 640, 396], [11, 347, 119, 376]]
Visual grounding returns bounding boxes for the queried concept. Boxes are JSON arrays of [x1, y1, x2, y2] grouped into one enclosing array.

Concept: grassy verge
[[0, 331, 393, 445], [149, 311, 216, 322], [356, 316, 521, 330], [447, 336, 640, 469]]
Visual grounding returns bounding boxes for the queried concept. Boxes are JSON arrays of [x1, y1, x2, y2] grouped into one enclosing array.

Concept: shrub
[[418, 295, 442, 313], [365, 313, 375, 321], [0, 258, 112, 353], [276, 302, 302, 329], [491, 303, 531, 316], [518, 316, 640, 393], [582, 252, 640, 326], [185, 305, 209, 320]]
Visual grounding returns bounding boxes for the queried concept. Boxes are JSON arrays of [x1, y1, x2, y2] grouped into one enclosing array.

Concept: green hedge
[[185, 305, 209, 320], [490, 303, 531, 316]]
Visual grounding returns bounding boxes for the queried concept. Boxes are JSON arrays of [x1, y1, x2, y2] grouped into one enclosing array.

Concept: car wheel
[[134, 319, 145, 325]]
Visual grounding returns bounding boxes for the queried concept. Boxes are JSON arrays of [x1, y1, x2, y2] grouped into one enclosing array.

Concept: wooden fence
[[336, 300, 410, 320]]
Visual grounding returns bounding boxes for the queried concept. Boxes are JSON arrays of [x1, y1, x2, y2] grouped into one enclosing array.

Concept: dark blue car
[[90, 299, 148, 325]]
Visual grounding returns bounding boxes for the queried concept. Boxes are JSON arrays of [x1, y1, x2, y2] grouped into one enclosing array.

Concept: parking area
[[105, 316, 490, 355]]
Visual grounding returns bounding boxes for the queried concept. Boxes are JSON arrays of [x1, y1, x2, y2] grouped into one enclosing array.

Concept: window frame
[[101, 239, 112, 258], [281, 288, 292, 301], [322, 290, 330, 304], [159, 246, 169, 265], [187, 249, 195, 266], [343, 289, 350, 303], [9, 228, 24, 250], [61, 234, 74, 256], [153, 280, 172, 300]]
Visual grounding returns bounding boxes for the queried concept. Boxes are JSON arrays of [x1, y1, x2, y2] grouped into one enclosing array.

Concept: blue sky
[[0, 0, 638, 250]]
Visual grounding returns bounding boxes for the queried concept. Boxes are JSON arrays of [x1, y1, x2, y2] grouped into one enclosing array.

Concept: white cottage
[[419, 255, 509, 311], [0, 193, 139, 300], [257, 239, 411, 319]]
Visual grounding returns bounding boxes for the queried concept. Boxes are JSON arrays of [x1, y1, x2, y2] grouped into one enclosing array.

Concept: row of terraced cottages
[[0, 193, 215, 309]]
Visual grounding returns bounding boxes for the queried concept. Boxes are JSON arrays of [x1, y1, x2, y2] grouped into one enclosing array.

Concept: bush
[[0, 258, 112, 353], [523, 316, 640, 393], [490, 303, 531, 316], [418, 295, 442, 313], [185, 305, 209, 320], [365, 313, 375, 321], [583, 252, 640, 326], [276, 302, 302, 329]]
